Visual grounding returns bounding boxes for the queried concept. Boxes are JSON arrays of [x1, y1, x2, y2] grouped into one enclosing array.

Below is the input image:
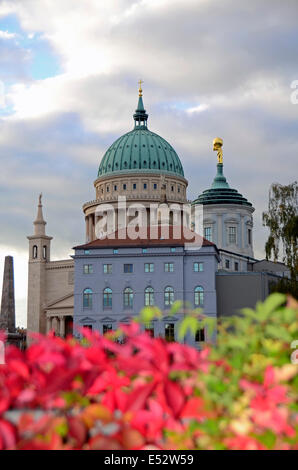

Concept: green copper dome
[[192, 163, 253, 207], [97, 95, 184, 178]]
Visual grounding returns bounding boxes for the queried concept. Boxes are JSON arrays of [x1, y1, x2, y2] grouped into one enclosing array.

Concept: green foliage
[[262, 181, 298, 280]]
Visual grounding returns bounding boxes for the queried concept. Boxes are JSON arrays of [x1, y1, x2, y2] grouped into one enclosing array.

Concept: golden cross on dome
[[138, 79, 143, 97]]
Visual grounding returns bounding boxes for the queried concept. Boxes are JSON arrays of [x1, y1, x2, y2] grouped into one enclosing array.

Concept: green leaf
[[202, 317, 216, 336], [169, 300, 183, 315], [261, 293, 286, 318], [265, 324, 292, 343], [138, 306, 161, 323], [256, 430, 276, 449], [178, 316, 199, 340], [55, 421, 68, 438]]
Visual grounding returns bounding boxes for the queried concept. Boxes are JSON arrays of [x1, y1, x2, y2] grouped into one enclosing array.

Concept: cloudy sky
[[0, 0, 297, 327]]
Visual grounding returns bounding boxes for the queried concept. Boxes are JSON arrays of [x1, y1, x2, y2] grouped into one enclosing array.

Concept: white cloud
[[0, 30, 16, 39], [187, 103, 210, 113]]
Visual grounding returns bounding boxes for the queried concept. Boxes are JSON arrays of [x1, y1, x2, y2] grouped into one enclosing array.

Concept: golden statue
[[138, 79, 143, 97], [213, 137, 223, 164]]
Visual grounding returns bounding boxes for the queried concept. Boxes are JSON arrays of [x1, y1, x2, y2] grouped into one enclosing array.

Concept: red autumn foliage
[[0, 321, 297, 450]]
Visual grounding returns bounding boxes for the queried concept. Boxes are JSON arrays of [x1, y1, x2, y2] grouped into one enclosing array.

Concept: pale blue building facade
[[73, 239, 219, 347]]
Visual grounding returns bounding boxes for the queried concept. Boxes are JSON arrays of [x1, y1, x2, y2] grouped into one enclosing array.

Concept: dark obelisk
[[0, 256, 16, 332]]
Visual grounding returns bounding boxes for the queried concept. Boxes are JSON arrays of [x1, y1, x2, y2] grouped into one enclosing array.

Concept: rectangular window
[[194, 262, 203, 272], [143, 183, 147, 189], [165, 323, 175, 342], [195, 328, 205, 342], [83, 264, 93, 274], [133, 183, 137, 190], [248, 228, 252, 245], [153, 183, 157, 190], [145, 263, 154, 273], [235, 261, 239, 271], [170, 247, 176, 253], [165, 263, 174, 272], [114, 185, 117, 191], [142, 248, 147, 253], [178, 186, 180, 193], [124, 264, 133, 273], [123, 184, 127, 190], [84, 250, 90, 255], [171, 185, 174, 192], [204, 227, 212, 242], [225, 259, 230, 269], [103, 324, 113, 334], [113, 248, 118, 254], [228, 226, 237, 244], [103, 264, 112, 274], [106, 186, 109, 192]]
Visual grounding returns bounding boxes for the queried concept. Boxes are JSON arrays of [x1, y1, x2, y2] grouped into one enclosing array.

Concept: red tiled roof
[[73, 225, 216, 250]]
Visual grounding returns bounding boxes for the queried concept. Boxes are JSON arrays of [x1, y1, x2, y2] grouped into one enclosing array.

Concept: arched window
[[83, 288, 93, 309], [43, 245, 47, 259], [145, 287, 154, 306], [194, 286, 204, 306], [164, 286, 174, 306], [123, 287, 133, 308], [33, 245, 38, 259], [103, 287, 112, 308]]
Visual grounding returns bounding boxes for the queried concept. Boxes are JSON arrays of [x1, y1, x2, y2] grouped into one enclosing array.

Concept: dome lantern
[[97, 83, 185, 178]]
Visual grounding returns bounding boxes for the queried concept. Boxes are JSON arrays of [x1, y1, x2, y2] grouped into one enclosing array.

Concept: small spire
[[134, 80, 148, 129], [34, 193, 46, 236]]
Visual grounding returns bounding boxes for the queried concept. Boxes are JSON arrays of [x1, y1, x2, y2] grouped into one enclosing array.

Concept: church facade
[[27, 84, 260, 345]]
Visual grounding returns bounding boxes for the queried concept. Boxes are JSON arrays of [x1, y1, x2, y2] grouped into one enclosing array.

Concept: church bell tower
[[27, 195, 52, 340]]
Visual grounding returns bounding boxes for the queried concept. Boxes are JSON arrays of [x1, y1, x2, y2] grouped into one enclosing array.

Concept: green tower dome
[[193, 163, 253, 207], [97, 93, 184, 178]]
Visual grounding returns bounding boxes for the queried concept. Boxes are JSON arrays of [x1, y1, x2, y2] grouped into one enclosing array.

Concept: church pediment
[[46, 293, 74, 309]]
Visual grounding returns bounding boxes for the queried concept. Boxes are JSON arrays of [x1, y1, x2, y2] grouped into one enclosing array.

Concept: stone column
[[217, 214, 223, 248], [59, 316, 65, 338], [52, 316, 58, 335], [47, 316, 52, 333], [88, 216, 93, 242], [85, 217, 89, 242], [241, 215, 245, 250], [92, 214, 95, 240], [0, 256, 16, 332]]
